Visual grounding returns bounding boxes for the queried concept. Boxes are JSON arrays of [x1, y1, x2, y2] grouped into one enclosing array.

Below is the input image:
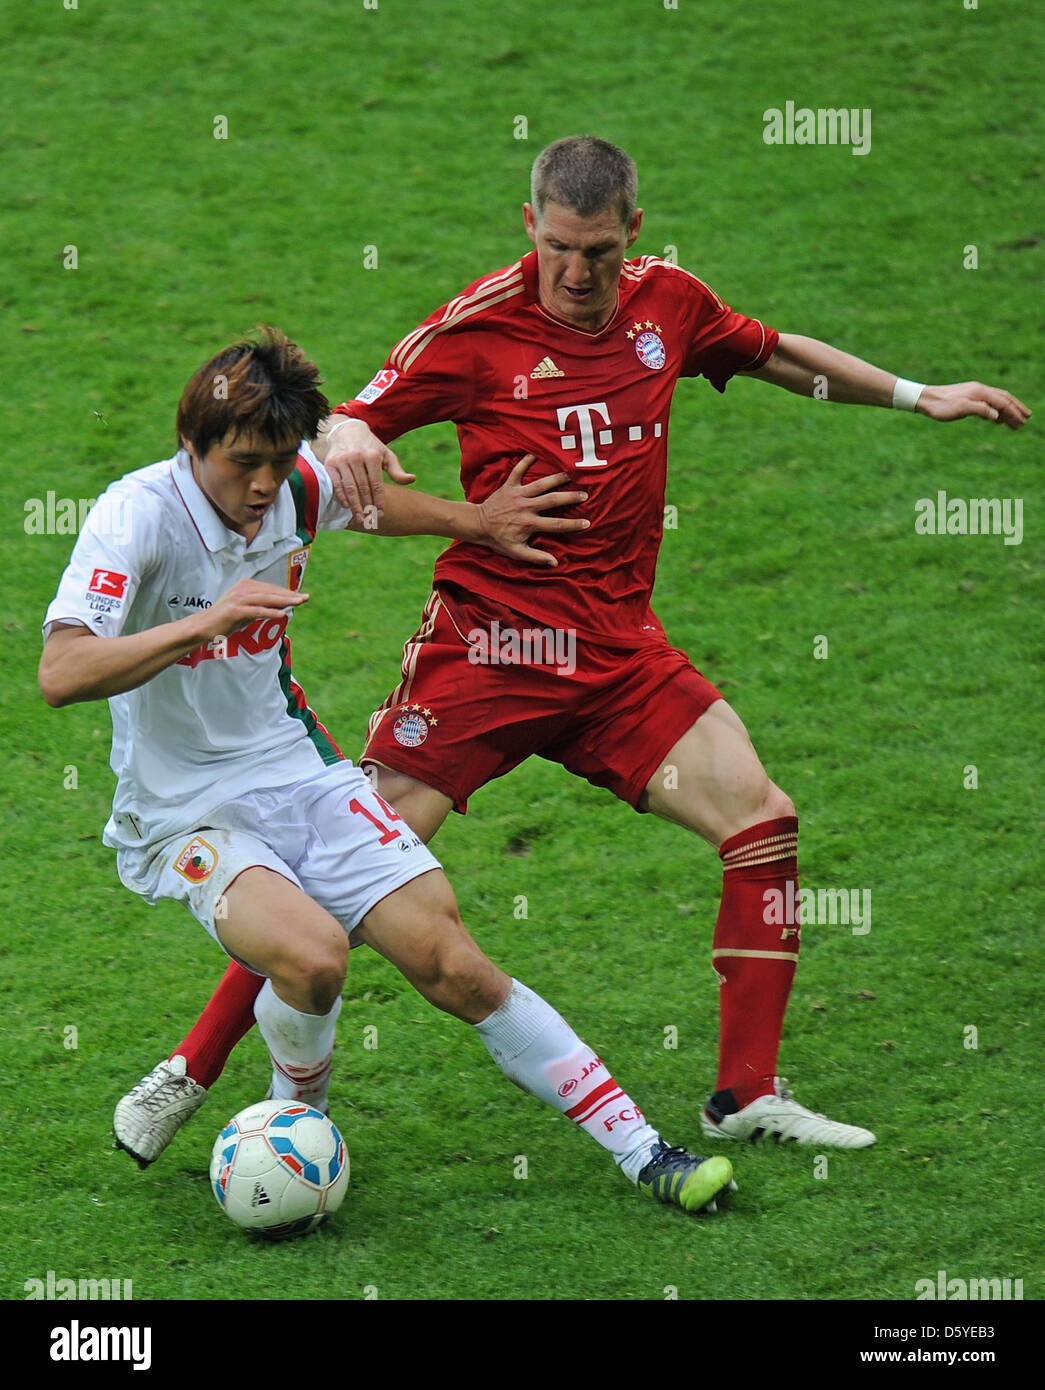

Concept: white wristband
[[892, 377, 925, 411], [324, 418, 352, 449]]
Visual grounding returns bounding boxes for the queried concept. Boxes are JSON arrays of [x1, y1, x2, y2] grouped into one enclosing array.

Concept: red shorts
[[361, 584, 722, 813]]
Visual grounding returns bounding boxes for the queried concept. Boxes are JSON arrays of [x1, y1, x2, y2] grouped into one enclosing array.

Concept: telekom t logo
[[557, 402, 612, 469]]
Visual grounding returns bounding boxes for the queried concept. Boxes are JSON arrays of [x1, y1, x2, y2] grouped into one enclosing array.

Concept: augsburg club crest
[[174, 835, 218, 883], [288, 546, 311, 591]]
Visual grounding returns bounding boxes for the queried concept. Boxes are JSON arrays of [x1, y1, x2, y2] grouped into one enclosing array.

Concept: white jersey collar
[[171, 449, 294, 556]]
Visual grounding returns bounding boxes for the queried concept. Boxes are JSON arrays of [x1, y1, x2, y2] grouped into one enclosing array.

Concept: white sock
[[475, 980, 660, 1182], [254, 980, 341, 1106]]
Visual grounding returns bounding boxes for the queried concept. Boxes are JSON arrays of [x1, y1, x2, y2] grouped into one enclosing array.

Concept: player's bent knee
[[274, 940, 347, 1015], [439, 946, 504, 1015], [763, 784, 796, 822], [732, 764, 794, 823], [716, 780, 797, 844], [414, 917, 505, 1019]]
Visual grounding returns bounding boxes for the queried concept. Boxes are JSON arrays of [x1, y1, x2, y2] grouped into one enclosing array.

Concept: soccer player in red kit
[[117, 136, 1029, 1165]]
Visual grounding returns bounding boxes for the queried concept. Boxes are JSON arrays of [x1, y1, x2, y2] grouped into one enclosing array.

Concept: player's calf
[[213, 872, 349, 1118]]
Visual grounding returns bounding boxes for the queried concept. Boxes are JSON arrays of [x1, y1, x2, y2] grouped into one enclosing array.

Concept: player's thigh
[[642, 699, 794, 847], [352, 869, 510, 1023], [219, 867, 347, 1010], [363, 764, 453, 843], [118, 824, 346, 1003]]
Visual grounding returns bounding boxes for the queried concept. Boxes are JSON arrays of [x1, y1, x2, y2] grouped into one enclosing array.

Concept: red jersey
[[334, 250, 777, 646]]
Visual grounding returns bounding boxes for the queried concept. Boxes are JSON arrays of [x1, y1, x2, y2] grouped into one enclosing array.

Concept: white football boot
[[113, 1054, 207, 1166], [701, 1076, 876, 1149]]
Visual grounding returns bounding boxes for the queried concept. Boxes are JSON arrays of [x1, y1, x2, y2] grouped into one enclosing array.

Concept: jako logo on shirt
[[177, 615, 289, 668], [167, 594, 212, 609]]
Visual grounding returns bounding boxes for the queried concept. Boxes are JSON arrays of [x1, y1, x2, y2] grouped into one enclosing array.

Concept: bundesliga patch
[[634, 330, 666, 370], [88, 568, 128, 598], [392, 705, 430, 747], [85, 567, 129, 614], [287, 545, 310, 591], [173, 835, 218, 883], [355, 368, 399, 404]]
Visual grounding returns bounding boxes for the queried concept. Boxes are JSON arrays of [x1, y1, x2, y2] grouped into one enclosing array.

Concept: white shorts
[[116, 761, 441, 950]]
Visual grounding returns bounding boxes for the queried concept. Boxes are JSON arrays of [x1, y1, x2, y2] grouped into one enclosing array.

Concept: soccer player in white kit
[[39, 328, 738, 1216]]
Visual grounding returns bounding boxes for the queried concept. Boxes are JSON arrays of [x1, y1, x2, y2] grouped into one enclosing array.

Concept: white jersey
[[43, 444, 353, 851]]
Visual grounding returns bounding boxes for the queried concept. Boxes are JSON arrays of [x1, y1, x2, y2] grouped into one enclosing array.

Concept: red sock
[[712, 816, 800, 1109], [171, 960, 263, 1089]]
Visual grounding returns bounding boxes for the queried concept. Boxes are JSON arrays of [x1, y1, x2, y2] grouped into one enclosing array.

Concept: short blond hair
[[530, 136, 638, 224]]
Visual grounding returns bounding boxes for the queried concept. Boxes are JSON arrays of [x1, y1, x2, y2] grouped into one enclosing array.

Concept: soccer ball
[[209, 1099, 349, 1240]]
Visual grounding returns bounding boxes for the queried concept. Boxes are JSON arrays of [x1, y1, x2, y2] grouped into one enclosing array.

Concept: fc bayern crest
[[393, 710, 429, 747], [634, 330, 666, 370]]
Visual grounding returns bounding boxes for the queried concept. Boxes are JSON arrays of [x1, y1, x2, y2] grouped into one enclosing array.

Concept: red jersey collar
[[521, 248, 625, 339]]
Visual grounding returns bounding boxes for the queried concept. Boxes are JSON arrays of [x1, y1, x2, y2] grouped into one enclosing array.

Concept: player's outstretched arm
[[313, 414, 414, 518], [39, 580, 307, 707], [745, 333, 1030, 429], [346, 456, 590, 568]]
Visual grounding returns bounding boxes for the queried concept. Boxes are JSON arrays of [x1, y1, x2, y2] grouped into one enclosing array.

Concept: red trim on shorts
[[349, 865, 444, 945]]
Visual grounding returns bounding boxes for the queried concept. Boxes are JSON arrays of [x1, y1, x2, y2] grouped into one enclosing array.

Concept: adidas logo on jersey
[[530, 356, 565, 379]]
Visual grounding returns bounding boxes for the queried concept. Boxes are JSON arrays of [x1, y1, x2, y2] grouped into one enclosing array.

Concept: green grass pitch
[[1, 0, 1041, 1305]]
